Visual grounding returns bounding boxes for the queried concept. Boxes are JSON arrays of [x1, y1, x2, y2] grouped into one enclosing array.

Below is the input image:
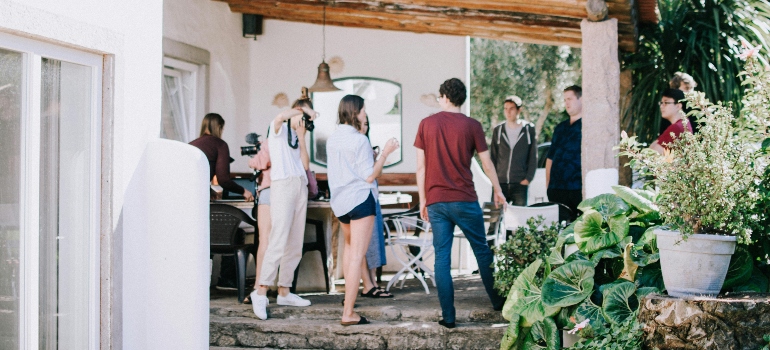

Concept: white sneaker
[[250, 291, 268, 320], [276, 293, 311, 307]]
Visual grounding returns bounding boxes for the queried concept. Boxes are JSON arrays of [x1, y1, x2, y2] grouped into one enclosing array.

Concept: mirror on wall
[[311, 77, 402, 168]]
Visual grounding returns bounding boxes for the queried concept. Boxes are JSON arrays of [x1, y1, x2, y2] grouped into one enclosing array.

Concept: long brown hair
[[338, 94, 364, 131], [200, 113, 225, 138]]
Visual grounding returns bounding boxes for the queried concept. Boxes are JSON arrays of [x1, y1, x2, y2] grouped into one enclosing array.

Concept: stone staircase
[[210, 275, 507, 349]]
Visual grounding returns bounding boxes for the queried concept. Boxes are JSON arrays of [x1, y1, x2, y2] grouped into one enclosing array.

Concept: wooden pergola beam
[[220, 0, 637, 51]]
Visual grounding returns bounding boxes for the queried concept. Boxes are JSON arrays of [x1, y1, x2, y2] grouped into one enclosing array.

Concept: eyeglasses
[[658, 101, 677, 106]]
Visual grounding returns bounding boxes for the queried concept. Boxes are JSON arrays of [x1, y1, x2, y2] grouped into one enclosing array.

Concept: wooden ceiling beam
[[219, 0, 637, 51], [219, 0, 633, 22]]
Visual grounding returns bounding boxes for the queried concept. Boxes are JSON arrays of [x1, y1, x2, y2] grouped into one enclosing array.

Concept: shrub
[[493, 216, 563, 295]]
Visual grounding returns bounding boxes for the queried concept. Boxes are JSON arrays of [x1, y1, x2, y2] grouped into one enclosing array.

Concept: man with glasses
[[650, 88, 692, 155], [415, 78, 507, 329]]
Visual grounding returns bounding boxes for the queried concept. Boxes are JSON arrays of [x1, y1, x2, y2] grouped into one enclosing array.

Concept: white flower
[[567, 318, 590, 334]]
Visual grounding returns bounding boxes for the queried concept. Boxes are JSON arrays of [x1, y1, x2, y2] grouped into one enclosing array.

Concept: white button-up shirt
[[327, 124, 376, 217]]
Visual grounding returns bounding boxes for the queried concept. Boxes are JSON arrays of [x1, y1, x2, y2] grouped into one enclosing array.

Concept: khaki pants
[[258, 176, 308, 287]]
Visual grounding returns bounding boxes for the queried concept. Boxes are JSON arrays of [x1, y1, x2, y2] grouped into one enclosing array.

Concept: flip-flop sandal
[[362, 287, 393, 298], [341, 316, 370, 326]]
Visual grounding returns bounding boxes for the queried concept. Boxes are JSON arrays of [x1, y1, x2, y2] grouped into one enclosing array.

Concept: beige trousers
[[258, 176, 308, 287]]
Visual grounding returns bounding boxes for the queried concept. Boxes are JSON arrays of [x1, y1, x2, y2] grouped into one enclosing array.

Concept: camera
[[302, 113, 315, 132], [240, 132, 261, 156]]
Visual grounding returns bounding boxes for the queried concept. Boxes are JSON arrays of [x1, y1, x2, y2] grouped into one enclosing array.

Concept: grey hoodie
[[489, 121, 537, 185]]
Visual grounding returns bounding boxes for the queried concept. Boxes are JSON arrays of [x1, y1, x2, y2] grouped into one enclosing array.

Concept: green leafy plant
[[618, 99, 760, 242], [499, 188, 663, 350], [494, 217, 563, 296], [569, 311, 644, 350]]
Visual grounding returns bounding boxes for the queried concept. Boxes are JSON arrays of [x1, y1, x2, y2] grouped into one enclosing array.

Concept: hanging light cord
[[322, 2, 327, 61]]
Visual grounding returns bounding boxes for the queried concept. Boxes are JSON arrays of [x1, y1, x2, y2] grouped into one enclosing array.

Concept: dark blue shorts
[[337, 192, 376, 224]]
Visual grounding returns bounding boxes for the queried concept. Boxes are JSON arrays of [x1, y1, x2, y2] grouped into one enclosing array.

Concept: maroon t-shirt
[[414, 111, 488, 206], [656, 119, 693, 149]]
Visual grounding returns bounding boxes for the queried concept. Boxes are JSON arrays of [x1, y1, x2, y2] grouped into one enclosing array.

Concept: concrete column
[[580, 18, 620, 197]]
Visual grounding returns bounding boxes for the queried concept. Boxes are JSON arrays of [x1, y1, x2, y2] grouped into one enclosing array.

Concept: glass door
[[0, 46, 23, 350], [0, 32, 102, 350]]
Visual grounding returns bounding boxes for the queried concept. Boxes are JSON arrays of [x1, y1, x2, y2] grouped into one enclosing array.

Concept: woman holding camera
[[327, 95, 399, 325], [190, 113, 254, 202], [249, 94, 317, 320]]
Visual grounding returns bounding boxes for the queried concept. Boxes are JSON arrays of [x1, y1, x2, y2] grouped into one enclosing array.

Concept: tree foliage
[[470, 38, 581, 143], [623, 0, 770, 143]]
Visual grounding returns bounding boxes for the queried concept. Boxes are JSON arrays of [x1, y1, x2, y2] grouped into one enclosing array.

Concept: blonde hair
[[670, 72, 697, 92], [199, 113, 225, 138]]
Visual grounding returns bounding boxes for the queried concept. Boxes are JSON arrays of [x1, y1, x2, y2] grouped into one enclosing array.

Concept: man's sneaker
[[276, 293, 311, 307], [250, 291, 268, 320]]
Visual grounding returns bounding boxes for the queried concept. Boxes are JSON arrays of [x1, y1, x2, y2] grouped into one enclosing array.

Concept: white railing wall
[[120, 139, 210, 350]]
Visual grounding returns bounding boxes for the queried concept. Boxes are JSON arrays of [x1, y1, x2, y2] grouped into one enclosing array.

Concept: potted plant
[[617, 46, 769, 297]]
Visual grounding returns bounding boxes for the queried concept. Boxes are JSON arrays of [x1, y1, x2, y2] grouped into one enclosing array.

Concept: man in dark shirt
[[546, 85, 583, 219], [489, 95, 537, 206], [414, 78, 507, 329]]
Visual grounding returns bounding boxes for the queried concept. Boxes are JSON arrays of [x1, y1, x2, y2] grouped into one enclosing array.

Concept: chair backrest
[[210, 204, 256, 246], [504, 204, 559, 231], [482, 202, 504, 236], [528, 201, 574, 223], [388, 215, 430, 240]]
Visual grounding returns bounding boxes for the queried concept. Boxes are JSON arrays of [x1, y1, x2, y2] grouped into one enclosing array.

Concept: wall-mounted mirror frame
[[311, 77, 403, 168]]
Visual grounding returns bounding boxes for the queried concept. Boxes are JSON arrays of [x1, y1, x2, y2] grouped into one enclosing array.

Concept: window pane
[[39, 58, 93, 350], [161, 72, 188, 142], [0, 47, 23, 350]]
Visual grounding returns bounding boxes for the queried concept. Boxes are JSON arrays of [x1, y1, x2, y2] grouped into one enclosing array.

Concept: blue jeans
[[428, 201, 505, 323]]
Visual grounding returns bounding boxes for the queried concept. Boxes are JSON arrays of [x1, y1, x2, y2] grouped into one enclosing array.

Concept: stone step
[[211, 301, 505, 324], [210, 316, 506, 349]]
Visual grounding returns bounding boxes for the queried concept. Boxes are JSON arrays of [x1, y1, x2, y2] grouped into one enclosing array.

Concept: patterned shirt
[[546, 118, 582, 190]]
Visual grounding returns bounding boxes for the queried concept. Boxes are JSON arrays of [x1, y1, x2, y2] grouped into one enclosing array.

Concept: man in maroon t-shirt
[[414, 78, 507, 328], [650, 88, 693, 154]]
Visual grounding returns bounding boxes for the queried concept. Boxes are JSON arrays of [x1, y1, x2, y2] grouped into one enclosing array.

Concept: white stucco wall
[[163, 0, 252, 166], [0, 0, 163, 225], [246, 20, 468, 174]]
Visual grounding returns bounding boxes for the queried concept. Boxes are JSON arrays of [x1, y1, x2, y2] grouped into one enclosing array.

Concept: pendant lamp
[[309, 2, 341, 92]]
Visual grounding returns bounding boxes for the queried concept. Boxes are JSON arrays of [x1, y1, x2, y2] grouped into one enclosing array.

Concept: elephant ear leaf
[[500, 314, 521, 350], [602, 281, 639, 325], [574, 210, 628, 254], [577, 193, 630, 219], [521, 317, 560, 350], [722, 246, 753, 290], [503, 259, 560, 327], [612, 185, 658, 213], [542, 261, 595, 308], [574, 298, 606, 330]]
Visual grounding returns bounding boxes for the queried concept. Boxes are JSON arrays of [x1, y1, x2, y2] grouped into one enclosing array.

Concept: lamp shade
[[308, 61, 340, 92]]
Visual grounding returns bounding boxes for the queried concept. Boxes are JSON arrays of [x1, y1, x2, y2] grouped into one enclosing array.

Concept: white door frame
[[0, 31, 103, 350]]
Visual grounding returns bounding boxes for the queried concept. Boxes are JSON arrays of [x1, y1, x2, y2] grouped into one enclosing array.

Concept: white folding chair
[[504, 204, 559, 231], [453, 202, 504, 274], [384, 215, 436, 294]]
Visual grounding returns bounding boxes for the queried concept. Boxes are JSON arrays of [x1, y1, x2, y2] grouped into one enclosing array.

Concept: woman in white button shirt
[[327, 95, 399, 325]]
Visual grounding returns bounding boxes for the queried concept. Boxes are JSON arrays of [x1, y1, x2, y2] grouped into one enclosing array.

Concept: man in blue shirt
[[546, 85, 583, 219]]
